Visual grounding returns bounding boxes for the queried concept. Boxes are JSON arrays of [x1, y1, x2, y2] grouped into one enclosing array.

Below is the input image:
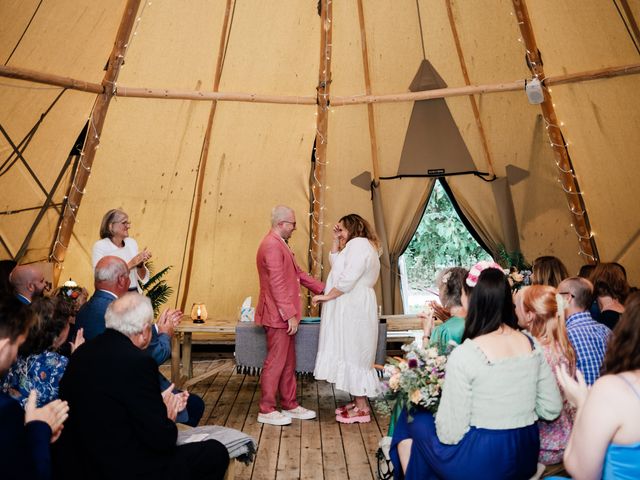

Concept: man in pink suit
[[255, 205, 325, 426]]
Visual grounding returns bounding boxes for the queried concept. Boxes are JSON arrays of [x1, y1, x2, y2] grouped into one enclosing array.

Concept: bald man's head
[[10, 265, 47, 302], [94, 256, 131, 297]]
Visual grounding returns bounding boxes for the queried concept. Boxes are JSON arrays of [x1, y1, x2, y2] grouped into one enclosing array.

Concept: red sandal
[[336, 406, 371, 424], [335, 402, 356, 415]]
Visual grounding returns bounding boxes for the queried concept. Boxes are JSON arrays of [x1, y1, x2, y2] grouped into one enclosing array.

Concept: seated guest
[[52, 281, 89, 356], [9, 264, 48, 304], [532, 256, 569, 288], [54, 293, 228, 480], [0, 259, 17, 298], [76, 256, 131, 340], [590, 262, 629, 330], [0, 296, 69, 480], [2, 297, 83, 407], [557, 277, 611, 386], [391, 268, 562, 480], [515, 285, 576, 466], [76, 255, 203, 426], [556, 291, 640, 479], [577, 264, 595, 279], [420, 266, 471, 352]]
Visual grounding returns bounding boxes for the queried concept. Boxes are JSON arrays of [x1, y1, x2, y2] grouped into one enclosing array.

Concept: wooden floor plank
[[252, 422, 282, 480], [236, 373, 263, 480], [208, 368, 245, 426], [226, 372, 259, 430], [161, 357, 388, 480], [317, 380, 348, 480], [201, 362, 236, 423], [332, 386, 373, 480], [300, 377, 323, 480], [275, 375, 305, 480]]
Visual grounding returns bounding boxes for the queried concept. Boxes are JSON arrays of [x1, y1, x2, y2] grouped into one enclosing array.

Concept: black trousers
[[169, 439, 229, 480]]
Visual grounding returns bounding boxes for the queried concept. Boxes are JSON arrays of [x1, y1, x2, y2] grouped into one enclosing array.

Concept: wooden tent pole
[[2, 62, 639, 107], [49, 0, 141, 282], [310, 0, 333, 290], [511, 0, 598, 263], [356, 0, 394, 313], [178, 0, 234, 312], [0, 65, 103, 94], [445, 0, 495, 177], [356, 0, 380, 184], [619, 0, 640, 48]]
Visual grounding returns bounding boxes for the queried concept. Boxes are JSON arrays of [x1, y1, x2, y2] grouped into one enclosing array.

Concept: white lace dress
[[314, 237, 381, 397]]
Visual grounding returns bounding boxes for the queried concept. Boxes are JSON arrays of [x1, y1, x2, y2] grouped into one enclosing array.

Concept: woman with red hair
[[515, 285, 576, 467]]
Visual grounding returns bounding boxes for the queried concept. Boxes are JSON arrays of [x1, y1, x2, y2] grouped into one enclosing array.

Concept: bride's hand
[[312, 294, 327, 306]]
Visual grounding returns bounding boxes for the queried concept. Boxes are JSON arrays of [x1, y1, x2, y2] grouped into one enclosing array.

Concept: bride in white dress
[[312, 214, 381, 424]]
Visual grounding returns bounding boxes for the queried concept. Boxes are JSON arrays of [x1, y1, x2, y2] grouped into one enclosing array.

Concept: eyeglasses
[[281, 220, 296, 227], [558, 291, 575, 298], [113, 220, 131, 226]]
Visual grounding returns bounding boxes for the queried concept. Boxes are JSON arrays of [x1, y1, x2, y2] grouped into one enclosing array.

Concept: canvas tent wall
[[1, 0, 639, 318]]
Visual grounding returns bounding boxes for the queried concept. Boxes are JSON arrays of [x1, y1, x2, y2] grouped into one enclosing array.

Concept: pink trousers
[[259, 326, 299, 413]]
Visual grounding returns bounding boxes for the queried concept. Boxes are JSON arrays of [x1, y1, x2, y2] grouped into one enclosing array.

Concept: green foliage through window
[[401, 181, 492, 294]]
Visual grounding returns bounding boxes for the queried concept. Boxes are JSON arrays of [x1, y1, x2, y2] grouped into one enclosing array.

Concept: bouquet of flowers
[[378, 341, 449, 415]]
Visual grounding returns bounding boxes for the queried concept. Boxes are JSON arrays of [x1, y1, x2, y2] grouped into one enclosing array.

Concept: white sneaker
[[257, 411, 292, 426], [282, 406, 316, 420]]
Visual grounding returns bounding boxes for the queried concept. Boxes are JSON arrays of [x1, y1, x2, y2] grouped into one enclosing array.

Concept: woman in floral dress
[[1, 297, 83, 407], [515, 284, 576, 465]]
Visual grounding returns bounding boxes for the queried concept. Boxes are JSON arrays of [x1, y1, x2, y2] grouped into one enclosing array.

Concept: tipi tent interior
[[1, 0, 639, 318]]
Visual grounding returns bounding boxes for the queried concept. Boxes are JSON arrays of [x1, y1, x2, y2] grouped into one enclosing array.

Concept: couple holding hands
[[255, 206, 381, 426]]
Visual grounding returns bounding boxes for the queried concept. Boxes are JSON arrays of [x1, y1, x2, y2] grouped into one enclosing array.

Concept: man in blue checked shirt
[[558, 276, 611, 385]]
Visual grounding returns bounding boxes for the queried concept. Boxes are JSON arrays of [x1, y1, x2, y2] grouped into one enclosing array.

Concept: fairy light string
[[510, 1, 598, 263]]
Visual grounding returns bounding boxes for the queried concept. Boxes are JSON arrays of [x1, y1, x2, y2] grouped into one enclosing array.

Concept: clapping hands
[[25, 390, 69, 443], [161, 383, 189, 422], [157, 308, 182, 337], [130, 248, 152, 270], [555, 364, 589, 409], [70, 328, 85, 353], [418, 303, 436, 338]]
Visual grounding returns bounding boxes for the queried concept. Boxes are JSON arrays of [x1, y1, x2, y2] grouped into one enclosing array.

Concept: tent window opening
[[399, 179, 492, 313]]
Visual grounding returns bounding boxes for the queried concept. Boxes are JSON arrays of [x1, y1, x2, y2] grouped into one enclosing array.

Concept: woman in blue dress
[[1, 297, 83, 407], [555, 291, 640, 480], [390, 267, 562, 480]]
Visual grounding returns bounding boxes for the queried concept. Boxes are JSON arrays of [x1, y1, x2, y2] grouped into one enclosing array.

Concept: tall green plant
[[140, 263, 173, 316], [402, 181, 492, 291]]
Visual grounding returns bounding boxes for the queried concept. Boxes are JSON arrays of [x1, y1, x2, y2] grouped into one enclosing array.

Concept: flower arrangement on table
[[377, 341, 450, 416]]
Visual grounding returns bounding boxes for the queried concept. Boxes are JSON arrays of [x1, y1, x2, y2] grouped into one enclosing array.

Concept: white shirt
[[92, 237, 149, 290]]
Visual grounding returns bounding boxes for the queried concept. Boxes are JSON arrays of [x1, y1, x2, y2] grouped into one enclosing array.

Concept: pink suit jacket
[[255, 231, 324, 328]]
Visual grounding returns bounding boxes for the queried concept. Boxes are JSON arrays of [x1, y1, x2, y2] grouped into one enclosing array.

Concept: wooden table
[[171, 316, 236, 385]]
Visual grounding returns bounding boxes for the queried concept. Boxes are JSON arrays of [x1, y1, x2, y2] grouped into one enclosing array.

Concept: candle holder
[[190, 303, 207, 324]]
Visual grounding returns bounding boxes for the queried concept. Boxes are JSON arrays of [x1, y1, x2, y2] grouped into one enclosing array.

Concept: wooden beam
[[2, 61, 639, 107], [356, 0, 380, 183], [49, 0, 142, 281], [117, 86, 316, 105], [356, 0, 395, 314], [310, 0, 333, 291], [511, 0, 598, 263], [0, 65, 103, 94], [445, 0, 495, 177], [179, 0, 234, 312]]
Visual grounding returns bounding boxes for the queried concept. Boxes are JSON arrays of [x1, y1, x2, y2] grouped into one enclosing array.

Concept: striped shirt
[[566, 311, 611, 385]]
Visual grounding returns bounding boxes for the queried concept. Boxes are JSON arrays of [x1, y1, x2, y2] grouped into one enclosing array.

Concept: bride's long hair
[[339, 214, 379, 250]]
